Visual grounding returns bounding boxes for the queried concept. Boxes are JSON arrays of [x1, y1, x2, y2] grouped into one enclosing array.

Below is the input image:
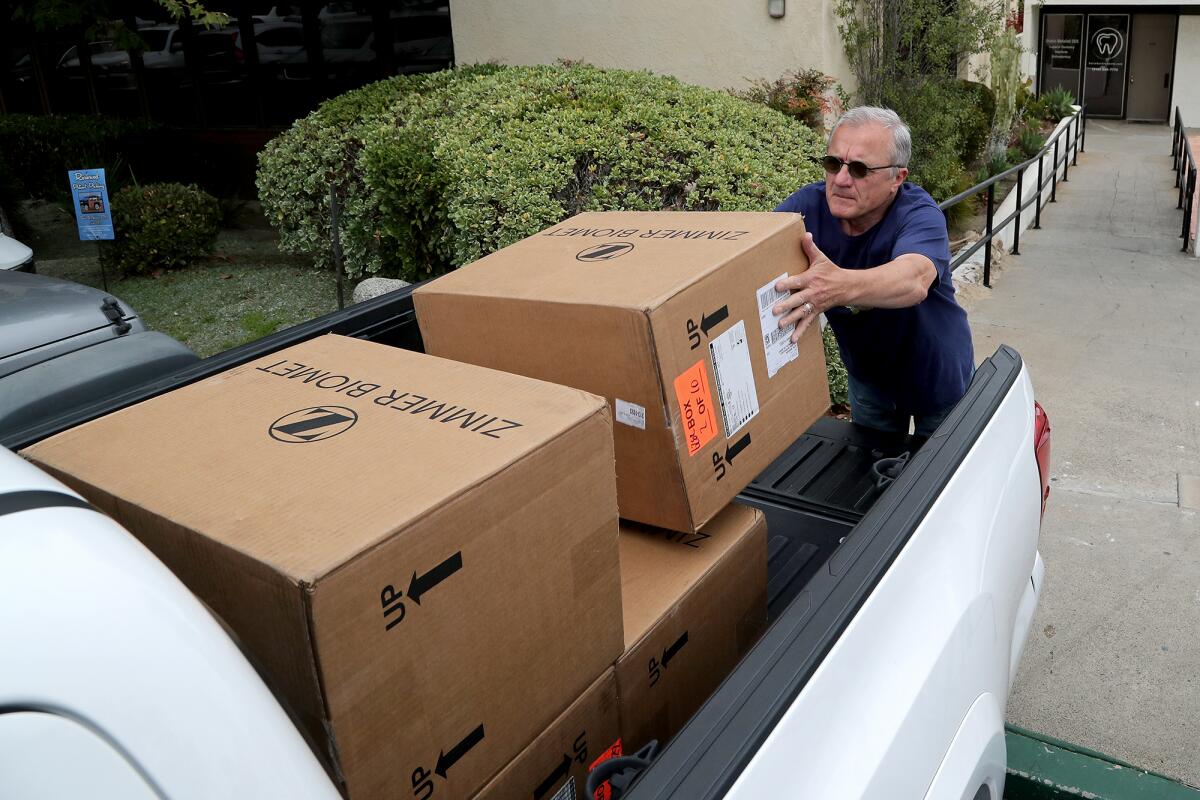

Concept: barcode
[[758, 286, 785, 313], [764, 327, 791, 347]]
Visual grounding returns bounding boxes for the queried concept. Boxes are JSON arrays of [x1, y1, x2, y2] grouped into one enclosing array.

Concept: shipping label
[[708, 321, 759, 437], [672, 361, 719, 456], [756, 274, 799, 378], [615, 399, 647, 430]]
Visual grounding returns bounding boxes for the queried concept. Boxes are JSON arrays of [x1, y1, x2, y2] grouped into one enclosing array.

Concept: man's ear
[[893, 167, 909, 191]]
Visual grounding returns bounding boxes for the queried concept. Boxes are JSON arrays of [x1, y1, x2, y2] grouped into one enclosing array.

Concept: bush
[[823, 324, 849, 407], [951, 80, 995, 166], [259, 64, 826, 282], [731, 69, 848, 132], [1017, 127, 1045, 158], [101, 183, 220, 276], [1042, 87, 1076, 120], [0, 114, 153, 203], [891, 82, 970, 203]]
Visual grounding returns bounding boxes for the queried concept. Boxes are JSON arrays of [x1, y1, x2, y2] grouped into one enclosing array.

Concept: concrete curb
[[1005, 725, 1200, 799]]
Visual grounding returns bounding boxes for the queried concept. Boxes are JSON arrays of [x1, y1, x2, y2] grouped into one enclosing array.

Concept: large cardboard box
[[473, 669, 621, 800], [414, 211, 829, 532], [615, 503, 768, 750], [23, 334, 624, 800]]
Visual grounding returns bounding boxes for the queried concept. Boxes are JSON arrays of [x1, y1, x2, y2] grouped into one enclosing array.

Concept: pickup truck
[[0, 284, 1051, 800]]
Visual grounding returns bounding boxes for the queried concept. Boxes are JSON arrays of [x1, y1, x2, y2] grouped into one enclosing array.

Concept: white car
[[0, 230, 34, 272]]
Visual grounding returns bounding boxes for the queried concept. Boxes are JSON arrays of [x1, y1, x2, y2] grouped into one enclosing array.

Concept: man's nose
[[833, 164, 855, 186]]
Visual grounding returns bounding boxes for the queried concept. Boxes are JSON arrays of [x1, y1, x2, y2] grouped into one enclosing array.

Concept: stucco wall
[[1171, 13, 1200, 124], [451, 0, 854, 94]]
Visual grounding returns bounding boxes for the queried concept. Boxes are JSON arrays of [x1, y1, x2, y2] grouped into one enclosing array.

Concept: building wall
[[451, 0, 854, 94], [1171, 12, 1200, 123]]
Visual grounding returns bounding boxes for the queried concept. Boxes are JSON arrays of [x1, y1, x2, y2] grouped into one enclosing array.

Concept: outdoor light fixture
[[768, 0, 785, 18]]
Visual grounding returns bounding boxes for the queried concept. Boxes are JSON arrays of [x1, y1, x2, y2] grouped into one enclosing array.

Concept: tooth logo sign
[[1093, 28, 1123, 59]]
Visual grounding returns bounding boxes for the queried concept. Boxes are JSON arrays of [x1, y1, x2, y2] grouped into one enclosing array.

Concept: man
[[773, 106, 974, 438]]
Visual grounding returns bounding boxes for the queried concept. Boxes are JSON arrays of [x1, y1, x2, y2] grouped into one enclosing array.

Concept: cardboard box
[[23, 334, 624, 800], [414, 211, 829, 533], [473, 669, 621, 800], [615, 503, 768, 750]]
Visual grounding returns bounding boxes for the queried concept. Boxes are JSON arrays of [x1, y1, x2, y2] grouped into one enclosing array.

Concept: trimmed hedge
[[258, 64, 825, 281], [100, 183, 220, 276]]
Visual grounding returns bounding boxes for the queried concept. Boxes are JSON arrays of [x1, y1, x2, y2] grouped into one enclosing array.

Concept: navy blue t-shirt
[[775, 182, 973, 415]]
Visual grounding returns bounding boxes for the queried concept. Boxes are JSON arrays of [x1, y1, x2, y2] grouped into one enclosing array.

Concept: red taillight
[[231, 31, 243, 61], [1033, 401, 1052, 519]]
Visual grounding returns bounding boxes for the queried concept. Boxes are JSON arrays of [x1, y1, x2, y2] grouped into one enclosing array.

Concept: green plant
[[889, 82, 971, 203], [951, 80, 995, 166], [260, 64, 826, 282], [988, 27, 1022, 160], [1042, 86, 1076, 120], [101, 183, 220, 276], [732, 69, 849, 132], [975, 152, 1011, 184], [0, 113, 153, 203], [822, 324, 849, 407], [1017, 126, 1045, 157], [1005, 146, 1024, 165]]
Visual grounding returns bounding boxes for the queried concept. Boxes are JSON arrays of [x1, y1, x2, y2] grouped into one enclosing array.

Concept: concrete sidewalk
[[964, 120, 1200, 786]]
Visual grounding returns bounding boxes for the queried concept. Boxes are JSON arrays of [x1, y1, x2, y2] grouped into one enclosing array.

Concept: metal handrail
[[938, 105, 1087, 287], [1171, 106, 1197, 253]]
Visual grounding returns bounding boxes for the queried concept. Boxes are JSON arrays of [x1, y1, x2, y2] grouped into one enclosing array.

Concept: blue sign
[[68, 168, 115, 241]]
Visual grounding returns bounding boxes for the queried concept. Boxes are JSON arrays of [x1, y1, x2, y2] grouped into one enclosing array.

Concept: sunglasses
[[814, 155, 901, 180]]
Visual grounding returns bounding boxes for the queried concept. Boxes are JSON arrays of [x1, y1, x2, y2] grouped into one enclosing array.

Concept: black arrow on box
[[435, 723, 485, 779], [408, 551, 463, 606], [724, 433, 751, 464], [662, 631, 689, 667], [700, 305, 729, 336], [533, 753, 573, 800]]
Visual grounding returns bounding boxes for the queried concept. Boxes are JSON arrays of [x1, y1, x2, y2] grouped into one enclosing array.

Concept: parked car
[[0, 270, 198, 440], [137, 25, 186, 70], [0, 231, 34, 273]]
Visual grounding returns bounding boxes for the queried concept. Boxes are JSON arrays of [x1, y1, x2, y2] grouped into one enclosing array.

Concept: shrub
[[260, 64, 826, 281], [823, 324, 849, 407], [0, 113, 153, 203], [258, 66, 502, 280], [891, 82, 970, 203], [951, 80, 995, 166], [1017, 127, 1045, 157], [731, 69, 849, 132], [1042, 87, 1076, 120], [988, 27, 1023, 160], [101, 183, 220, 276]]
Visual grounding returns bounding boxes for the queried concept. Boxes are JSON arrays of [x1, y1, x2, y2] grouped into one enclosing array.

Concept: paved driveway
[[966, 120, 1200, 786]]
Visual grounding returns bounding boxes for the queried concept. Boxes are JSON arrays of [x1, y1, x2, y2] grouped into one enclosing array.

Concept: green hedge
[[0, 114, 153, 206], [100, 183, 220, 276], [258, 64, 825, 281]]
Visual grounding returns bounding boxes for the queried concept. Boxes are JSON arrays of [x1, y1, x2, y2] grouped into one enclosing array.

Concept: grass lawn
[[23, 200, 339, 358]]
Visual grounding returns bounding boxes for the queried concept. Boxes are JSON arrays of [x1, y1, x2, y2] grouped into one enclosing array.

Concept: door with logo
[[1126, 14, 1177, 122], [1082, 13, 1129, 117]]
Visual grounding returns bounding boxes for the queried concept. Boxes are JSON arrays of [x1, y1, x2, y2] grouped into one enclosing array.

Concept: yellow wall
[[451, 0, 854, 94]]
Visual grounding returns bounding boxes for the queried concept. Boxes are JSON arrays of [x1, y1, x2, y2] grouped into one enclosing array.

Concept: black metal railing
[[1171, 107, 1197, 254], [938, 105, 1087, 287]]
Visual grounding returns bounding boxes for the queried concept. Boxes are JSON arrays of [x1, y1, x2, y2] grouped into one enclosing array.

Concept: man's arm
[[772, 234, 937, 342]]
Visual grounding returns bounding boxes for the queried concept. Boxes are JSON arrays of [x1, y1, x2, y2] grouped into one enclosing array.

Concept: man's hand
[[771, 233, 938, 344], [772, 233, 852, 343]]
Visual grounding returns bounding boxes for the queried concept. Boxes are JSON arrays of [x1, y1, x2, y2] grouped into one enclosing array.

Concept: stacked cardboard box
[[414, 210, 830, 533], [23, 334, 624, 799], [614, 504, 768, 750]]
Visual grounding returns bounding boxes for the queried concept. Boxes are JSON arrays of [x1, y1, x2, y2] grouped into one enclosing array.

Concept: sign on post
[[68, 168, 115, 241]]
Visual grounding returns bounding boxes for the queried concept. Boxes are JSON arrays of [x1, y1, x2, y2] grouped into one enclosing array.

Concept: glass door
[[1083, 13, 1130, 117]]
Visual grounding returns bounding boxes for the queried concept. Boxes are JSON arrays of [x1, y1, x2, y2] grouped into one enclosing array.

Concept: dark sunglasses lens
[[846, 161, 871, 179], [820, 156, 842, 174]]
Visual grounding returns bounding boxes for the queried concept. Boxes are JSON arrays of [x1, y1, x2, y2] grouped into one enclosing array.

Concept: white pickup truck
[[0, 285, 1051, 800]]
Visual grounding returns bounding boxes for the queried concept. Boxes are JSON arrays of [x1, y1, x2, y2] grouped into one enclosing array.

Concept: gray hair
[[828, 106, 912, 174]]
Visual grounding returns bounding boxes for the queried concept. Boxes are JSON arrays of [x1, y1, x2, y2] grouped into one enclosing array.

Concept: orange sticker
[[673, 360, 719, 456], [589, 738, 623, 800]]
